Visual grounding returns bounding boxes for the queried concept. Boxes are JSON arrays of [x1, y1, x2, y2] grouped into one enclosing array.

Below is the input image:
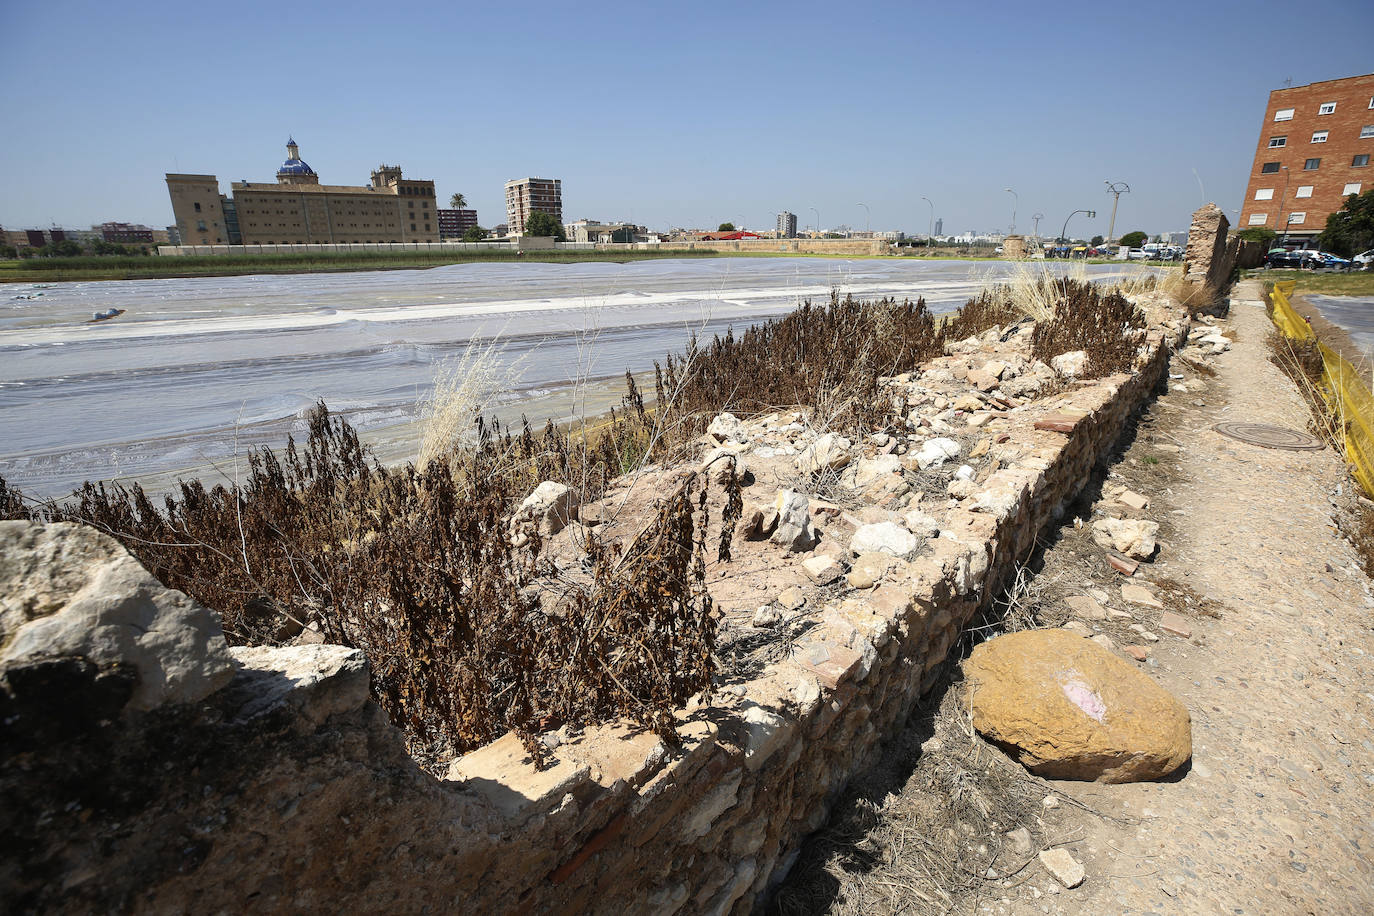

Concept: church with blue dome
[[166, 136, 438, 246]]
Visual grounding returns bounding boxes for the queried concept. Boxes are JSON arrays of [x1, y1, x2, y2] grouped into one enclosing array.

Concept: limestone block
[[1, 520, 235, 711]]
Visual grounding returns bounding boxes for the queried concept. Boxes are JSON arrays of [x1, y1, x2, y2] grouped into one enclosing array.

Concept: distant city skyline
[[2, 1, 1372, 239]]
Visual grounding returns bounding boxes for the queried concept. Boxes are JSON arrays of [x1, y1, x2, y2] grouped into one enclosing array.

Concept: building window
[[1254, 188, 1274, 200], [1311, 130, 1328, 143], [410, 224, 416, 231], [1304, 158, 1321, 170], [1362, 125, 1374, 139], [425, 223, 431, 231], [1248, 213, 1268, 226], [1319, 102, 1336, 115], [1345, 183, 1364, 196], [1269, 136, 1286, 148], [1370, 96, 1374, 109], [194, 202, 202, 212], [1295, 186, 1313, 198], [1355, 154, 1371, 167], [1274, 108, 1294, 121], [1287, 212, 1306, 225], [197, 220, 207, 231], [1261, 161, 1280, 173]]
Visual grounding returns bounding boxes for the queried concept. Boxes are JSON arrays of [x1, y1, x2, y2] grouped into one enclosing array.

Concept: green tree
[[717, 222, 735, 232], [1, 244, 19, 259], [449, 193, 467, 210], [1317, 190, 1374, 257], [1090, 235, 1104, 246], [610, 226, 635, 243], [524, 211, 565, 240], [1237, 227, 1277, 248], [1118, 230, 1147, 249], [462, 226, 488, 242]]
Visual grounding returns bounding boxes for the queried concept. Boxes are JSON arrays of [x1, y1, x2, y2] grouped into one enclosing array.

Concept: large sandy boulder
[[1, 520, 236, 712], [965, 628, 1191, 783]]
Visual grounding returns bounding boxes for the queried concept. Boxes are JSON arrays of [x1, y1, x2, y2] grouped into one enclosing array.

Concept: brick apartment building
[[1240, 72, 1374, 243], [437, 208, 478, 238], [504, 177, 562, 236]]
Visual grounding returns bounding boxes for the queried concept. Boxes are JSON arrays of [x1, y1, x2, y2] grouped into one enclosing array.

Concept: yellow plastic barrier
[[1268, 280, 1374, 496]]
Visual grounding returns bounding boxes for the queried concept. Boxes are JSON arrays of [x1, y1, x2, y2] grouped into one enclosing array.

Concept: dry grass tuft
[[416, 336, 523, 470]]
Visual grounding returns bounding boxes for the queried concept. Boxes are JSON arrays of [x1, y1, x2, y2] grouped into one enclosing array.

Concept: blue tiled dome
[[277, 158, 316, 176]]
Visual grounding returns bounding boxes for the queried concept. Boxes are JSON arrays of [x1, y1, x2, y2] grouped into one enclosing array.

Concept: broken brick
[[1107, 554, 1139, 576], [1159, 611, 1193, 638]]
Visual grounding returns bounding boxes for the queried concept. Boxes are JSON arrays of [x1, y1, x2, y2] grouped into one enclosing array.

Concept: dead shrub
[[1030, 279, 1146, 378]]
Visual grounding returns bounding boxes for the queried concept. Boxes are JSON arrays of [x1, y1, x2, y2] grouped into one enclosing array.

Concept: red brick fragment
[[1034, 413, 1080, 433], [549, 815, 628, 884], [1124, 645, 1149, 661], [1107, 554, 1139, 576], [1159, 612, 1193, 639]]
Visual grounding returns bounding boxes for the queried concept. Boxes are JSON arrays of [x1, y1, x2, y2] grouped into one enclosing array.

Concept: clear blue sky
[[3, 0, 1372, 238]]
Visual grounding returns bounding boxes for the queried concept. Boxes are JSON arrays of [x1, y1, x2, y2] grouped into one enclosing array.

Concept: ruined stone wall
[[1, 310, 1189, 915], [1182, 203, 1264, 292]]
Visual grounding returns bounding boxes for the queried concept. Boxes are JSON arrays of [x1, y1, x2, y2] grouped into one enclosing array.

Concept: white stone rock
[[513, 481, 580, 537], [915, 437, 962, 470], [1, 520, 236, 712], [801, 554, 844, 584], [1090, 517, 1159, 560], [751, 606, 782, 628], [771, 490, 818, 552], [795, 433, 853, 476], [903, 510, 941, 538], [850, 522, 921, 559], [954, 464, 976, 481], [1051, 350, 1089, 378], [707, 412, 748, 444], [1038, 848, 1085, 888], [853, 454, 902, 488]]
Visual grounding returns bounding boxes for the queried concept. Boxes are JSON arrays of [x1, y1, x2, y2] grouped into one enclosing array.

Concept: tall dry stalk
[[416, 336, 526, 470]]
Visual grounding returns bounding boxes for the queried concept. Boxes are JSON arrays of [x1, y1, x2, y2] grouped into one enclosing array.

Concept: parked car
[[1126, 248, 1148, 260], [1312, 252, 1352, 271], [1351, 249, 1374, 269]]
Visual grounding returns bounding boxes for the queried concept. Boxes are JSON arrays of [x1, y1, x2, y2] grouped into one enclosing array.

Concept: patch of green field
[[1249, 269, 1374, 297]]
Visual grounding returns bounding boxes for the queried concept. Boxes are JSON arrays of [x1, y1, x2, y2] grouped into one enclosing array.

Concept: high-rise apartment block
[[167, 139, 439, 246], [1239, 72, 1374, 242], [438, 209, 479, 238], [934, 218, 943, 236], [776, 211, 797, 238], [504, 178, 562, 235]]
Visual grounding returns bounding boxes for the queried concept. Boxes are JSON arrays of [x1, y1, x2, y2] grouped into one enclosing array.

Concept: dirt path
[[771, 280, 1374, 915], [994, 279, 1374, 914]]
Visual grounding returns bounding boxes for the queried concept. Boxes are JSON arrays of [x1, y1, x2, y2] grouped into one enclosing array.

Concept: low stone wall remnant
[[1, 295, 1191, 914]]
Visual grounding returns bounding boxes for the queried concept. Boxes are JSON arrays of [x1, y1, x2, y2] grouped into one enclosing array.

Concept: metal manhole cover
[[1212, 422, 1324, 450]]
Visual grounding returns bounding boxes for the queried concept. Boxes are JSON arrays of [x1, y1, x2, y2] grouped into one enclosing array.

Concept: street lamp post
[[1059, 209, 1096, 255], [921, 196, 934, 248], [1104, 180, 1130, 244], [1031, 212, 1044, 241], [1003, 187, 1018, 235], [810, 207, 820, 238], [857, 203, 870, 235]]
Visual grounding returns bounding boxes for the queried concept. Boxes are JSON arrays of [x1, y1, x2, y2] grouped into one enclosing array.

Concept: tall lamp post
[[857, 202, 870, 235], [1059, 209, 1096, 256], [921, 196, 934, 248], [1104, 180, 1130, 244], [1003, 187, 1018, 235], [1275, 166, 1292, 245], [810, 207, 820, 238], [1031, 212, 1044, 241]]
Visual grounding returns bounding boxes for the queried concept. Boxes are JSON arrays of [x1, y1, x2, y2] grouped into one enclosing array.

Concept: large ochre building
[[166, 139, 439, 246]]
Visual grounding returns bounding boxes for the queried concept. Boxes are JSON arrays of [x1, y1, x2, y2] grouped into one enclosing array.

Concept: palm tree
[[449, 193, 467, 210]]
